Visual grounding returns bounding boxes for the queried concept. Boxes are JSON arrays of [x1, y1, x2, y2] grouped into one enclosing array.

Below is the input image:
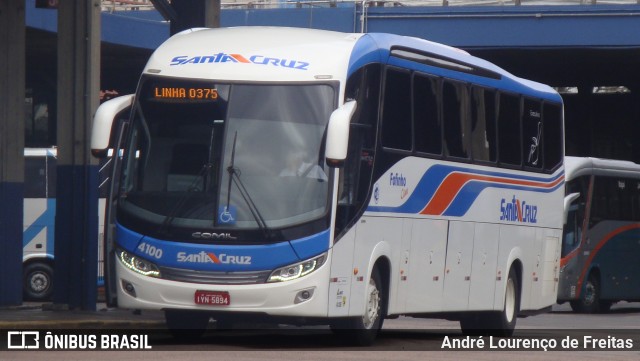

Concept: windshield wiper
[[162, 123, 217, 233], [225, 131, 271, 239]]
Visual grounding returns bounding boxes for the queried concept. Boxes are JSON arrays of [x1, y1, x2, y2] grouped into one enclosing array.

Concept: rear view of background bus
[[559, 156, 640, 313], [22, 147, 109, 301]]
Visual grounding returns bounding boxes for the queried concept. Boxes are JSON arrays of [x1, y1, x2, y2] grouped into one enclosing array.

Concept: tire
[[23, 262, 54, 301], [485, 267, 520, 337], [164, 310, 210, 341], [570, 272, 602, 313], [331, 268, 385, 346]]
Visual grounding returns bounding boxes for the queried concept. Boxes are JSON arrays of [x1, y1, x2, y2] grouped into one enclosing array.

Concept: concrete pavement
[[0, 302, 165, 329]]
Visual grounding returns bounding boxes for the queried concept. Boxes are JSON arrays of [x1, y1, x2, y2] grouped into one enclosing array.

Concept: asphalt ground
[[0, 302, 165, 329]]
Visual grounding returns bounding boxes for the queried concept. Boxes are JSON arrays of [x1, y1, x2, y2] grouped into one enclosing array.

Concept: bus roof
[[144, 27, 363, 82], [565, 156, 640, 181], [143, 26, 560, 101]]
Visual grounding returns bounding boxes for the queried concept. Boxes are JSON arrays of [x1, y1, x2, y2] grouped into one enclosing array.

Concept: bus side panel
[[348, 216, 397, 317], [23, 198, 54, 260], [404, 218, 447, 313], [328, 230, 356, 317], [592, 223, 640, 301], [468, 223, 499, 310], [394, 219, 413, 314], [525, 228, 545, 310], [495, 225, 528, 312], [523, 228, 560, 311], [539, 231, 561, 308], [441, 221, 474, 312]]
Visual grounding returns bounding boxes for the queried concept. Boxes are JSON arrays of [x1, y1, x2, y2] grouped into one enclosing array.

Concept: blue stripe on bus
[[116, 223, 330, 272], [442, 179, 564, 217], [367, 164, 563, 215], [23, 198, 56, 258], [289, 229, 330, 260]]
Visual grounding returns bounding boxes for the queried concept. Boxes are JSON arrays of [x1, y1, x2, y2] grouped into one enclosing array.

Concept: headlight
[[268, 253, 326, 283], [118, 249, 161, 278]]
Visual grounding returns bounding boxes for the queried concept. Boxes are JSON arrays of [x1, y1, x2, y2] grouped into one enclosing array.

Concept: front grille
[[159, 266, 271, 285]]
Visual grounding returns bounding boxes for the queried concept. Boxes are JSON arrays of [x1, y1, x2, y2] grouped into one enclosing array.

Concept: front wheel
[[24, 262, 54, 301], [570, 272, 604, 313], [331, 268, 384, 346]]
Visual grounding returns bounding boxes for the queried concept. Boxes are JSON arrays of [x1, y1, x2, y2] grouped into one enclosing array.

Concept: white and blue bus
[[91, 27, 565, 344], [23, 147, 108, 301], [559, 157, 640, 313]]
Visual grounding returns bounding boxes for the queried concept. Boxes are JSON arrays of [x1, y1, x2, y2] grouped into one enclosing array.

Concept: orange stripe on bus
[[574, 223, 640, 297], [419, 172, 564, 215]]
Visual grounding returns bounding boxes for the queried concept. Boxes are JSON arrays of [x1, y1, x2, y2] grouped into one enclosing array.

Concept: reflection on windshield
[[118, 78, 335, 236]]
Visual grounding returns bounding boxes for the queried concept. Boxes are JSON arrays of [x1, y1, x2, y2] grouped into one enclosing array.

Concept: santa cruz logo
[[500, 195, 538, 224], [170, 53, 310, 70], [177, 251, 252, 265]]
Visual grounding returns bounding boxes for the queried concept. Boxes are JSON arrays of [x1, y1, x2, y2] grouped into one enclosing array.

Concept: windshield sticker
[[218, 205, 236, 225], [170, 53, 310, 71]]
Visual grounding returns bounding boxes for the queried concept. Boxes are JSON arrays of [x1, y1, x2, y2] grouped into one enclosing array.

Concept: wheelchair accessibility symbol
[[218, 206, 236, 224]]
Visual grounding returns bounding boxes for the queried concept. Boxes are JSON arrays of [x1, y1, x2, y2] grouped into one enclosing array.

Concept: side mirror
[[563, 192, 580, 225], [91, 94, 134, 158], [325, 100, 357, 167]]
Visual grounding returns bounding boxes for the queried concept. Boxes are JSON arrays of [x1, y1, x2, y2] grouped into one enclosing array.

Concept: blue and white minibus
[[91, 27, 565, 344], [559, 157, 640, 313]]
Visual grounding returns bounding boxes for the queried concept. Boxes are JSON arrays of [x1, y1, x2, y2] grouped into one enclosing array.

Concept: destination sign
[[152, 86, 218, 101]]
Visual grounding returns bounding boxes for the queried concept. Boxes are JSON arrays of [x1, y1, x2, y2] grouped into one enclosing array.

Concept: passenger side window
[[24, 156, 47, 198], [381, 68, 412, 151], [442, 80, 469, 159], [523, 98, 543, 169], [413, 74, 441, 155], [543, 102, 563, 172], [497, 93, 521, 166], [471, 87, 497, 163]]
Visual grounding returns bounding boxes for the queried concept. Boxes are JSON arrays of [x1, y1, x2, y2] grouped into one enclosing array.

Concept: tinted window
[[523, 98, 543, 169], [442, 80, 469, 158], [543, 102, 563, 171], [413, 74, 441, 155], [337, 64, 381, 235], [471, 87, 497, 162], [590, 176, 640, 224], [562, 175, 589, 257], [498, 93, 521, 166], [381, 68, 412, 151], [24, 156, 47, 198]]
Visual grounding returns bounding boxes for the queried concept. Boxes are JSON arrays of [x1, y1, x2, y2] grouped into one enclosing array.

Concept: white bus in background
[[22, 147, 107, 301], [91, 26, 565, 345], [559, 157, 640, 312]]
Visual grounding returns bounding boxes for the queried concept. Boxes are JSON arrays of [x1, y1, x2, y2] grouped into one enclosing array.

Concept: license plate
[[195, 290, 230, 306]]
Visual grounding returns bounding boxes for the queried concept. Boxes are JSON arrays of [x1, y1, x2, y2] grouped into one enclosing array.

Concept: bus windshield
[[118, 77, 335, 239]]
